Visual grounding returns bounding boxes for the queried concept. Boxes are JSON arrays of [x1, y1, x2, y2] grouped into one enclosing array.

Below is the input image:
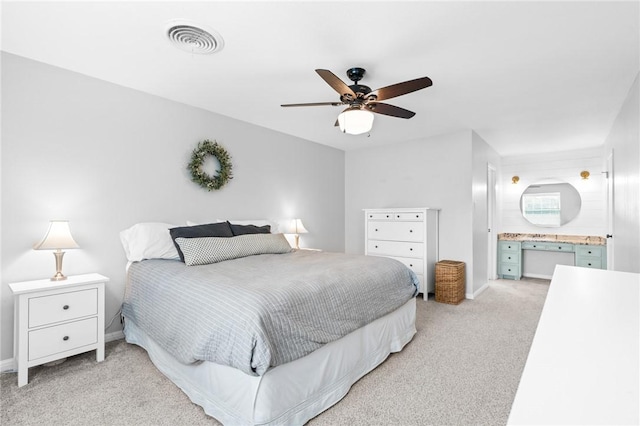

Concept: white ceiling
[[2, 1, 639, 155]]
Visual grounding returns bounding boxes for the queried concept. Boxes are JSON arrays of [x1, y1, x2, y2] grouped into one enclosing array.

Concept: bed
[[120, 221, 419, 425]]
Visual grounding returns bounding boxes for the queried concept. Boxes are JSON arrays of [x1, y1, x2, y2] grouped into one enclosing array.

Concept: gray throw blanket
[[122, 250, 418, 376]]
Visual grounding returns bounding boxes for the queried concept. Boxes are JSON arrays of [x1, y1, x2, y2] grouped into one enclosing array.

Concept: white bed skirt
[[124, 297, 417, 426]]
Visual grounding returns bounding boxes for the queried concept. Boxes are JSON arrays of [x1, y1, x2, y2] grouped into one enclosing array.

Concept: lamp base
[[51, 250, 68, 281]]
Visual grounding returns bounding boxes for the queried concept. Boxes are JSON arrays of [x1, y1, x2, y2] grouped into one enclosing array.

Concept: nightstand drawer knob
[[63, 305, 69, 310], [63, 336, 69, 341], [409, 229, 413, 233]]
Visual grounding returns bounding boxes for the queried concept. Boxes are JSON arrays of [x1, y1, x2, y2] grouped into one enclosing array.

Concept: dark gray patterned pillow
[[175, 233, 293, 266]]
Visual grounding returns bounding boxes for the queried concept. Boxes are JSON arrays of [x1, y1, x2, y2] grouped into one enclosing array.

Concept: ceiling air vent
[[165, 20, 224, 55]]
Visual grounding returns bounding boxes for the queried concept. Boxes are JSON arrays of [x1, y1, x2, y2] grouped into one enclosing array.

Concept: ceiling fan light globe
[[337, 109, 374, 135]]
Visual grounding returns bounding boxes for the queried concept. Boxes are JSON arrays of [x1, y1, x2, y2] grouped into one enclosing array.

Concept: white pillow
[[120, 222, 180, 262]]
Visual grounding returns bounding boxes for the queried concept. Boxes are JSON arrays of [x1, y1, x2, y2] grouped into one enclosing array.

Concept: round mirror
[[520, 181, 581, 227]]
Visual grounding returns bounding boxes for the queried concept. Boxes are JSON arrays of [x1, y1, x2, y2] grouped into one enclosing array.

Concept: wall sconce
[[580, 171, 590, 180], [33, 220, 80, 281], [283, 219, 308, 249], [512, 176, 520, 184]]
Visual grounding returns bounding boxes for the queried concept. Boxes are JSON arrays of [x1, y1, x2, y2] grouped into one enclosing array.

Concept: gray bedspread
[[122, 250, 418, 376]]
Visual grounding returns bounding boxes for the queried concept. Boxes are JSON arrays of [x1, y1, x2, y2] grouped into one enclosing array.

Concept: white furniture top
[[9, 273, 109, 294], [508, 265, 639, 425]]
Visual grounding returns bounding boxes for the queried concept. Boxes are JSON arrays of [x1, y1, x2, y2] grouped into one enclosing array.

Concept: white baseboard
[[466, 281, 490, 300], [1, 330, 125, 373], [1, 357, 16, 373], [523, 273, 553, 280], [106, 330, 125, 342]]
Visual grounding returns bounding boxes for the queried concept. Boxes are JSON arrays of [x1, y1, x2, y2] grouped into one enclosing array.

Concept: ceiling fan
[[281, 67, 432, 135]]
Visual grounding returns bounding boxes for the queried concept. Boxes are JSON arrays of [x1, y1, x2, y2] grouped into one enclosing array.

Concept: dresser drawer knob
[[375, 245, 378, 248], [558, 246, 562, 250], [409, 248, 413, 251], [63, 305, 69, 310], [386, 215, 390, 218], [588, 263, 592, 266], [588, 250, 592, 254], [375, 229, 378, 231], [409, 264, 413, 267], [508, 256, 511, 260], [409, 229, 413, 233], [63, 336, 69, 341]]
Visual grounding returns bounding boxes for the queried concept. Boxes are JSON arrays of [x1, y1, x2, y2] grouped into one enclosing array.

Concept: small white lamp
[[284, 219, 308, 249], [33, 220, 80, 281], [337, 107, 374, 135]]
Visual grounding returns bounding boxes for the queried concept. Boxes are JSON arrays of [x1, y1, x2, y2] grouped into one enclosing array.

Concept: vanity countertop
[[498, 233, 606, 246]]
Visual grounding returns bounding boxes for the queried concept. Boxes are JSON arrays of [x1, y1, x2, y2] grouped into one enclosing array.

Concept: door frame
[[487, 163, 497, 280]]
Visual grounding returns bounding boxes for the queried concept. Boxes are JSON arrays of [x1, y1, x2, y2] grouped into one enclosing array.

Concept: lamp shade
[[33, 220, 80, 250], [284, 219, 308, 235], [337, 108, 374, 135]]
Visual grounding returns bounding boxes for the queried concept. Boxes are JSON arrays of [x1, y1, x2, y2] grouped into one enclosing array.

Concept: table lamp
[[285, 219, 308, 249], [33, 220, 80, 281]]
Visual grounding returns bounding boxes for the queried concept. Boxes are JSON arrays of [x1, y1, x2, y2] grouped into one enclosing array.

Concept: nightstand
[[9, 273, 109, 387]]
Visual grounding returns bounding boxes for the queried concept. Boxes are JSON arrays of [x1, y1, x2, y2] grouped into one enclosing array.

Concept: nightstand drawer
[[28, 317, 98, 361], [29, 289, 97, 328], [367, 240, 424, 258], [368, 221, 424, 242]]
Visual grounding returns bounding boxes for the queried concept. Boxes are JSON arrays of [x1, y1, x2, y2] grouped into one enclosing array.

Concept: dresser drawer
[[499, 241, 521, 252], [500, 264, 520, 277], [521, 241, 546, 250], [28, 317, 98, 361], [501, 251, 520, 264], [577, 258, 602, 269], [366, 212, 395, 220], [545, 243, 574, 252], [389, 256, 424, 275], [368, 221, 424, 242], [29, 289, 98, 328], [576, 245, 604, 258], [367, 240, 424, 258], [393, 212, 424, 221]]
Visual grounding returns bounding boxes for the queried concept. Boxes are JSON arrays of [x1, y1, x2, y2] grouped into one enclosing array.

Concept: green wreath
[[187, 140, 233, 191]]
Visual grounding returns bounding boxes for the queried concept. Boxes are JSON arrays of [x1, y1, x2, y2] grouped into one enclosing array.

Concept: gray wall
[[345, 130, 476, 295], [1, 53, 345, 361], [604, 72, 640, 273]]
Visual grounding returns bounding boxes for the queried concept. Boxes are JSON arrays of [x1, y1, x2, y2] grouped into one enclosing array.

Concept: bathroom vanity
[[498, 233, 606, 280]]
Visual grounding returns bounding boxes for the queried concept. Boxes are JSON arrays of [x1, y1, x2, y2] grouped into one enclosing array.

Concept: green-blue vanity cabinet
[[498, 241, 521, 280], [497, 241, 607, 280]]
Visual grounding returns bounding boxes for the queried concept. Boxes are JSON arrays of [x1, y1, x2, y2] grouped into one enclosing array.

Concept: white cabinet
[[9, 273, 109, 387], [364, 208, 439, 300]]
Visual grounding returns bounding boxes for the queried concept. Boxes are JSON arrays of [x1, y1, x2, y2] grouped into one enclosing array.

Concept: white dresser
[[364, 208, 439, 300]]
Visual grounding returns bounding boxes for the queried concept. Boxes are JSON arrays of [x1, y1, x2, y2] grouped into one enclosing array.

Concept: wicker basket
[[435, 260, 465, 305]]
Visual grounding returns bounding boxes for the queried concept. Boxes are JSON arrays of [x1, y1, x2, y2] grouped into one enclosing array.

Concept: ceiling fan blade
[[370, 76, 433, 102], [281, 102, 344, 107], [366, 102, 416, 119], [315, 69, 357, 101]]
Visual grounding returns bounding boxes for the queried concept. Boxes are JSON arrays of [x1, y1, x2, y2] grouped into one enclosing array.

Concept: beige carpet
[[1, 279, 549, 425]]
